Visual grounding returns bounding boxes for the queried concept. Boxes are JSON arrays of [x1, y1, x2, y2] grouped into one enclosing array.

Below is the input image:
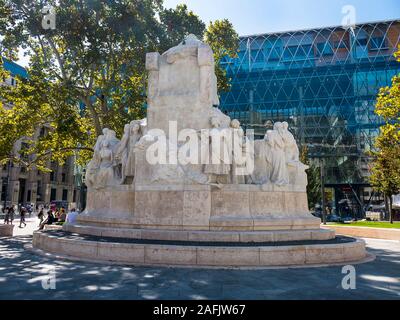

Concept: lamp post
[[320, 158, 327, 225]]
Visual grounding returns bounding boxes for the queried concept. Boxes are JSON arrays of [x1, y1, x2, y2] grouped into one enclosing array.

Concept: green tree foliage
[[205, 19, 239, 92], [0, 0, 239, 170], [370, 47, 400, 223]]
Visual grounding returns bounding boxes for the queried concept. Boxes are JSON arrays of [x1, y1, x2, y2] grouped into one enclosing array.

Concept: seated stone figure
[[85, 129, 120, 189], [248, 135, 271, 185]]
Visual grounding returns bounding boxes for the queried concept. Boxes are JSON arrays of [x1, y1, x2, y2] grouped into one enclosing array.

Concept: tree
[[300, 145, 321, 210], [0, 0, 239, 170], [370, 47, 400, 223], [204, 19, 239, 92]]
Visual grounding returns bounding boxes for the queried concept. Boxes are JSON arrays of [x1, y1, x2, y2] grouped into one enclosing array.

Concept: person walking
[[3, 207, 10, 225], [9, 207, 15, 225], [19, 207, 27, 228], [37, 208, 44, 227]]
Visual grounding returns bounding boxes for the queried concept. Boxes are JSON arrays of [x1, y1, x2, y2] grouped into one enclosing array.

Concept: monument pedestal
[[32, 35, 367, 268]]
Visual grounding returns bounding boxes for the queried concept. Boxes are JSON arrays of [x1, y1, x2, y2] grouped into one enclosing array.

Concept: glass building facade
[[220, 20, 400, 216]]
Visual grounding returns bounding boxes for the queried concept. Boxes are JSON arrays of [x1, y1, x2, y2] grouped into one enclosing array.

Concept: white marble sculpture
[[280, 121, 300, 164], [116, 120, 142, 184], [86, 129, 121, 189], [204, 116, 231, 184], [85, 35, 309, 193], [265, 122, 290, 186]]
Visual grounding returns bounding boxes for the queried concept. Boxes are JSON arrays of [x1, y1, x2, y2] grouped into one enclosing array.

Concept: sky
[[164, 0, 400, 35], [16, 0, 400, 66]]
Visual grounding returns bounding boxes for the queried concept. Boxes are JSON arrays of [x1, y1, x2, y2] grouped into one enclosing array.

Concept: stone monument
[[33, 35, 367, 267]]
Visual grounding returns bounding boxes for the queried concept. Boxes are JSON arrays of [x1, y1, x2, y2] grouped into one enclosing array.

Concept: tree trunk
[[389, 195, 393, 224], [83, 97, 102, 137], [384, 194, 389, 221]]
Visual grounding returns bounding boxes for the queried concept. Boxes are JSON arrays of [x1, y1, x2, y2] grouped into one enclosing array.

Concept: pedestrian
[[58, 208, 67, 223], [37, 208, 44, 227], [3, 207, 10, 225], [19, 207, 27, 228], [9, 207, 14, 225], [65, 208, 79, 225], [38, 210, 55, 230]]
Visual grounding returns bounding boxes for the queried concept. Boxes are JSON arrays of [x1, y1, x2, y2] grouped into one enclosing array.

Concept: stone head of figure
[[210, 117, 221, 128], [230, 119, 241, 129], [105, 129, 116, 139], [124, 124, 130, 134], [130, 121, 140, 134], [282, 122, 289, 131], [274, 122, 283, 132], [102, 128, 109, 136]]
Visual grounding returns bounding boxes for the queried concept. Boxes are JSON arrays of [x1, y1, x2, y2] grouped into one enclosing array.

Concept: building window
[[316, 42, 333, 56], [50, 188, 57, 201], [62, 189, 68, 201], [333, 40, 349, 49], [37, 181, 42, 201], [370, 36, 387, 50], [266, 47, 281, 61], [62, 173, 66, 183], [73, 189, 77, 202], [251, 49, 264, 63], [50, 171, 56, 182]]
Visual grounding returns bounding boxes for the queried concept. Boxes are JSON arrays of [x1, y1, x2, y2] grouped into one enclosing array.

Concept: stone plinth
[[0, 224, 14, 237], [82, 184, 320, 232]]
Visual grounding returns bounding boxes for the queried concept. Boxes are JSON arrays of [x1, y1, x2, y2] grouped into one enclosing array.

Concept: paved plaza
[[0, 218, 398, 300]]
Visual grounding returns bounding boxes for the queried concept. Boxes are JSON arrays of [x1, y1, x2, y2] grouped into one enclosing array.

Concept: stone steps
[[32, 230, 367, 267], [64, 223, 335, 243]]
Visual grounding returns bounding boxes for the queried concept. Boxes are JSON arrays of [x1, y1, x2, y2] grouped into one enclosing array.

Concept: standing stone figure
[[116, 121, 142, 184], [266, 122, 289, 186], [230, 119, 246, 184], [279, 121, 300, 163], [85, 129, 109, 188], [249, 134, 271, 185], [204, 117, 231, 184]]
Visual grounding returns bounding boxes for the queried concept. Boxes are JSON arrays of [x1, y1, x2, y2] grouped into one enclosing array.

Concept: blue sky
[[164, 0, 400, 35]]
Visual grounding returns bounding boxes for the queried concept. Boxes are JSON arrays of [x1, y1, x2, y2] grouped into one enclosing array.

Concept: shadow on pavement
[[0, 236, 399, 300]]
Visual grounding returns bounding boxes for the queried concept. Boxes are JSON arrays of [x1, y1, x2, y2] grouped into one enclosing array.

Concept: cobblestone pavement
[[0, 219, 399, 300]]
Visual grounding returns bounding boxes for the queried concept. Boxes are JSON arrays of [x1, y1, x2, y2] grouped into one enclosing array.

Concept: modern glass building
[[220, 20, 400, 216]]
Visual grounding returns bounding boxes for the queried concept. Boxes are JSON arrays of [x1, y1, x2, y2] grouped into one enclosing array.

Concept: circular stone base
[[64, 224, 336, 243], [32, 230, 367, 268]]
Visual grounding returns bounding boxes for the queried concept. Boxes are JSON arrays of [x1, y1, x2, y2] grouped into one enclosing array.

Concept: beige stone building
[[1, 58, 82, 210]]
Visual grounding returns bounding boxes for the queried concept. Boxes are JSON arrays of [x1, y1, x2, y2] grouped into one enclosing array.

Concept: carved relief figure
[[96, 140, 119, 188], [204, 117, 231, 184], [266, 122, 289, 186], [279, 121, 300, 163], [248, 134, 271, 185], [230, 119, 246, 184], [116, 121, 142, 184]]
